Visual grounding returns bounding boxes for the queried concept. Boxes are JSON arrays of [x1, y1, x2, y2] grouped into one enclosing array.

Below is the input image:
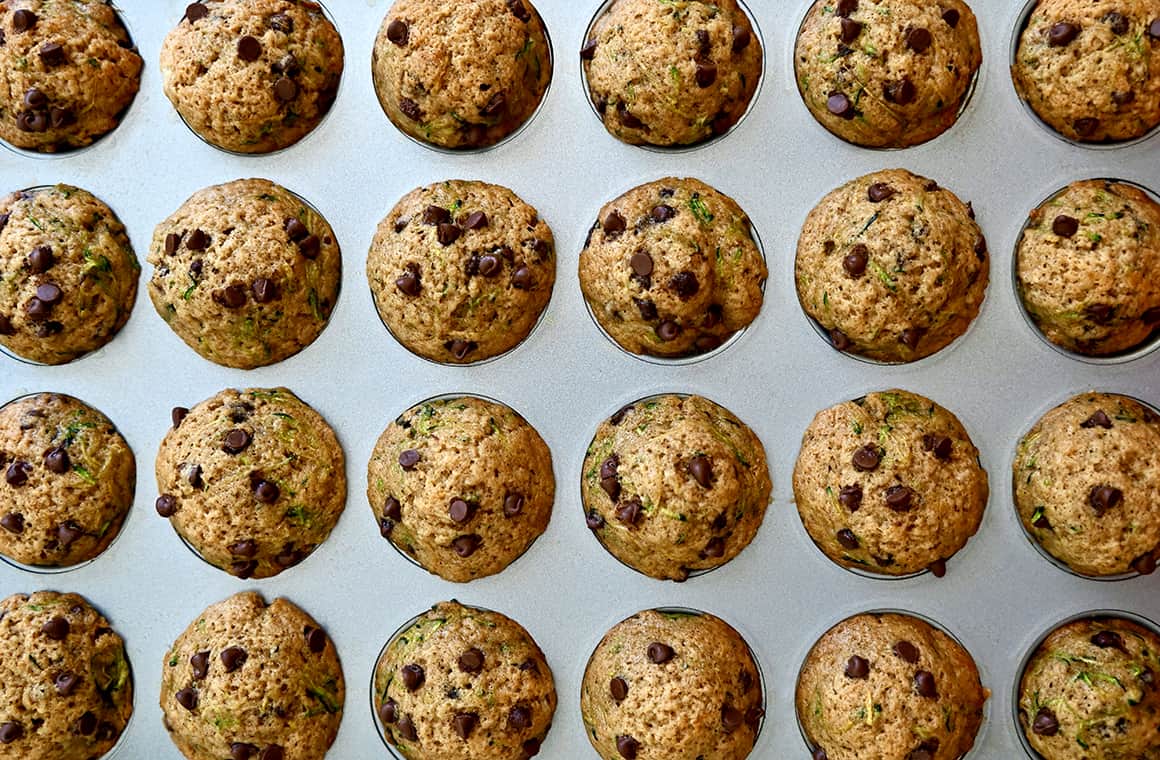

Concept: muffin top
[[794, 0, 981, 148], [371, 0, 552, 150], [1016, 179, 1160, 357], [1015, 392, 1160, 577], [0, 0, 142, 152], [796, 168, 988, 363], [159, 0, 343, 153], [582, 0, 762, 146], [1013, 0, 1160, 143], [1018, 616, 1160, 760], [373, 601, 556, 760], [797, 612, 987, 760], [581, 394, 771, 581]]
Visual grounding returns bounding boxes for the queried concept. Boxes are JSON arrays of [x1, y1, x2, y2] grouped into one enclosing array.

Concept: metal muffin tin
[[1, 0, 1158, 757]]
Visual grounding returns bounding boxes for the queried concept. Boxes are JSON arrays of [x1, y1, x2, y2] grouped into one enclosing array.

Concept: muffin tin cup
[[1010, 178, 1160, 366], [578, 0, 767, 154], [1011, 609, 1160, 760], [1009, 0, 1160, 151]]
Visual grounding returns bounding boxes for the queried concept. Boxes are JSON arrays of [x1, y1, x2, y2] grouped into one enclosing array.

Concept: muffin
[[159, 0, 343, 153], [1018, 615, 1160, 759], [0, 591, 133, 759], [373, 601, 556, 759], [1015, 179, 1160, 357], [579, 177, 766, 358], [1013, 0, 1160, 143], [797, 611, 987, 760], [159, 591, 344, 760], [794, 0, 981, 148], [0, 185, 139, 365], [796, 169, 988, 363], [1014, 392, 1160, 577], [0, 393, 134, 568], [155, 387, 347, 580], [366, 180, 555, 364], [581, 394, 771, 581], [148, 178, 342, 369], [793, 389, 988, 577], [372, 0, 552, 150], [0, 0, 142, 152], [581, 608, 764, 760], [581, 0, 762, 147], [367, 395, 554, 582]]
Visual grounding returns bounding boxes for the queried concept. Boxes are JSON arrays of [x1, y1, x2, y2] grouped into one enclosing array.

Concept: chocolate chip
[[1089, 485, 1122, 515], [452, 534, 481, 557], [453, 712, 477, 739], [651, 204, 676, 223], [252, 278, 278, 303], [394, 715, 418, 741], [185, 4, 207, 23], [253, 479, 279, 504], [43, 446, 69, 473], [0, 316, 12, 336], [458, 647, 484, 673], [812, 748, 828, 760], [702, 536, 726, 558], [5, 461, 30, 486], [396, 269, 421, 296], [580, 39, 597, 60], [689, 455, 713, 488], [12, 9, 37, 31], [1073, 117, 1099, 137], [1104, 12, 1129, 35], [229, 539, 257, 558], [893, 640, 920, 662], [400, 663, 425, 691], [1091, 630, 1126, 651], [732, 24, 751, 52], [703, 304, 723, 328], [1081, 410, 1113, 429], [922, 434, 952, 460], [835, 0, 858, 17], [884, 78, 917, 105], [615, 499, 642, 526], [836, 529, 859, 549], [399, 97, 423, 121], [481, 92, 507, 118], [604, 211, 626, 237], [297, 234, 320, 258], [868, 183, 896, 202], [446, 339, 477, 360], [437, 223, 462, 246], [586, 510, 604, 530], [1151, 19, 1160, 39], [1144, 306, 1160, 325], [171, 407, 189, 430], [610, 676, 628, 701], [1111, 89, 1136, 106], [223, 429, 251, 454], [399, 449, 421, 470], [260, 745, 283, 760], [187, 228, 209, 250], [477, 253, 502, 277], [838, 484, 863, 511], [379, 699, 398, 725], [929, 558, 947, 577], [885, 485, 914, 512], [23, 87, 46, 109], [273, 77, 298, 102], [647, 642, 674, 663], [721, 705, 743, 731], [914, 670, 937, 698], [1140, 667, 1156, 687], [35, 283, 61, 305], [187, 464, 203, 489], [942, 8, 960, 27], [508, 0, 531, 21], [267, 11, 293, 32], [156, 494, 177, 517], [230, 560, 257, 578], [695, 62, 717, 88], [1032, 706, 1059, 736], [508, 704, 531, 729], [39, 615, 69, 641], [504, 493, 524, 517], [0, 513, 23, 533], [449, 498, 475, 523], [905, 27, 932, 53], [231, 744, 259, 760], [843, 245, 868, 277], [57, 521, 82, 546], [1133, 552, 1157, 575], [1048, 22, 1080, 47], [285, 218, 308, 242], [237, 36, 262, 61], [839, 17, 863, 43], [220, 646, 247, 672], [670, 271, 699, 299], [630, 251, 653, 276], [899, 327, 925, 350], [908, 739, 939, 760], [511, 265, 533, 289], [39, 42, 66, 67], [387, 19, 409, 46], [657, 320, 681, 341], [51, 671, 80, 696], [827, 91, 854, 118], [852, 445, 880, 471], [0, 722, 22, 743], [844, 655, 869, 678], [0, 213, 7, 234], [462, 211, 488, 231], [304, 625, 326, 653], [616, 735, 639, 760], [76, 712, 97, 735]]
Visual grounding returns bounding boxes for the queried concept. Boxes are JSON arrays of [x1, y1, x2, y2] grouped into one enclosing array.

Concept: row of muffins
[[2, 589, 1158, 760], [2, 0, 1158, 155], [2, 172, 1158, 368], [1, 386, 1157, 583]]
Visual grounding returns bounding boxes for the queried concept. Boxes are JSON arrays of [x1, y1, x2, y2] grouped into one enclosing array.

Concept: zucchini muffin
[[793, 389, 988, 577], [160, 0, 344, 153], [0, 591, 133, 760], [148, 178, 341, 369], [155, 387, 346, 580], [797, 611, 987, 760], [366, 180, 555, 365], [160, 591, 344, 760], [1018, 615, 1160, 760], [372, 0, 552, 150], [373, 601, 556, 759], [0, 185, 139, 365], [580, 394, 771, 581], [581, 608, 764, 760], [581, 0, 762, 147], [367, 396, 554, 582], [796, 169, 988, 363], [0, 0, 142, 152], [1013, 0, 1160, 143], [579, 177, 766, 359], [1014, 392, 1160, 577], [794, 0, 981, 148], [1015, 180, 1160, 357], [0, 393, 134, 568]]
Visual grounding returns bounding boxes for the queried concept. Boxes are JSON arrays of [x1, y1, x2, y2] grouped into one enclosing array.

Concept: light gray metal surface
[[1, 1, 1158, 758]]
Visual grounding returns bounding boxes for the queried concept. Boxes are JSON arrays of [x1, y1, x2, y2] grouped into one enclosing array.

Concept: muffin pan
[[0, 1, 1158, 758]]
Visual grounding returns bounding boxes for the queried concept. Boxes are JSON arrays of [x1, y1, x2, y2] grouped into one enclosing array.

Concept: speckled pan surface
[[0, 1, 1157, 758]]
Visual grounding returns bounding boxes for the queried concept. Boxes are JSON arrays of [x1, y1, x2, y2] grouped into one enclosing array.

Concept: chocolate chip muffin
[[793, 389, 988, 577], [0, 0, 142, 153], [160, 591, 344, 760], [581, 0, 762, 147], [794, 0, 981, 148], [579, 177, 766, 359], [366, 180, 555, 364], [797, 611, 987, 760], [1013, 0, 1160, 143], [372, 0, 551, 150], [1015, 180, 1160, 357], [581, 608, 764, 760], [160, 0, 343, 154], [0, 185, 139, 365], [1015, 392, 1160, 577], [367, 396, 554, 583], [0, 591, 133, 759], [148, 178, 341, 369], [373, 601, 556, 759], [1018, 615, 1160, 760], [0, 393, 134, 569], [581, 394, 771, 581], [796, 169, 988, 363], [155, 387, 346, 580]]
